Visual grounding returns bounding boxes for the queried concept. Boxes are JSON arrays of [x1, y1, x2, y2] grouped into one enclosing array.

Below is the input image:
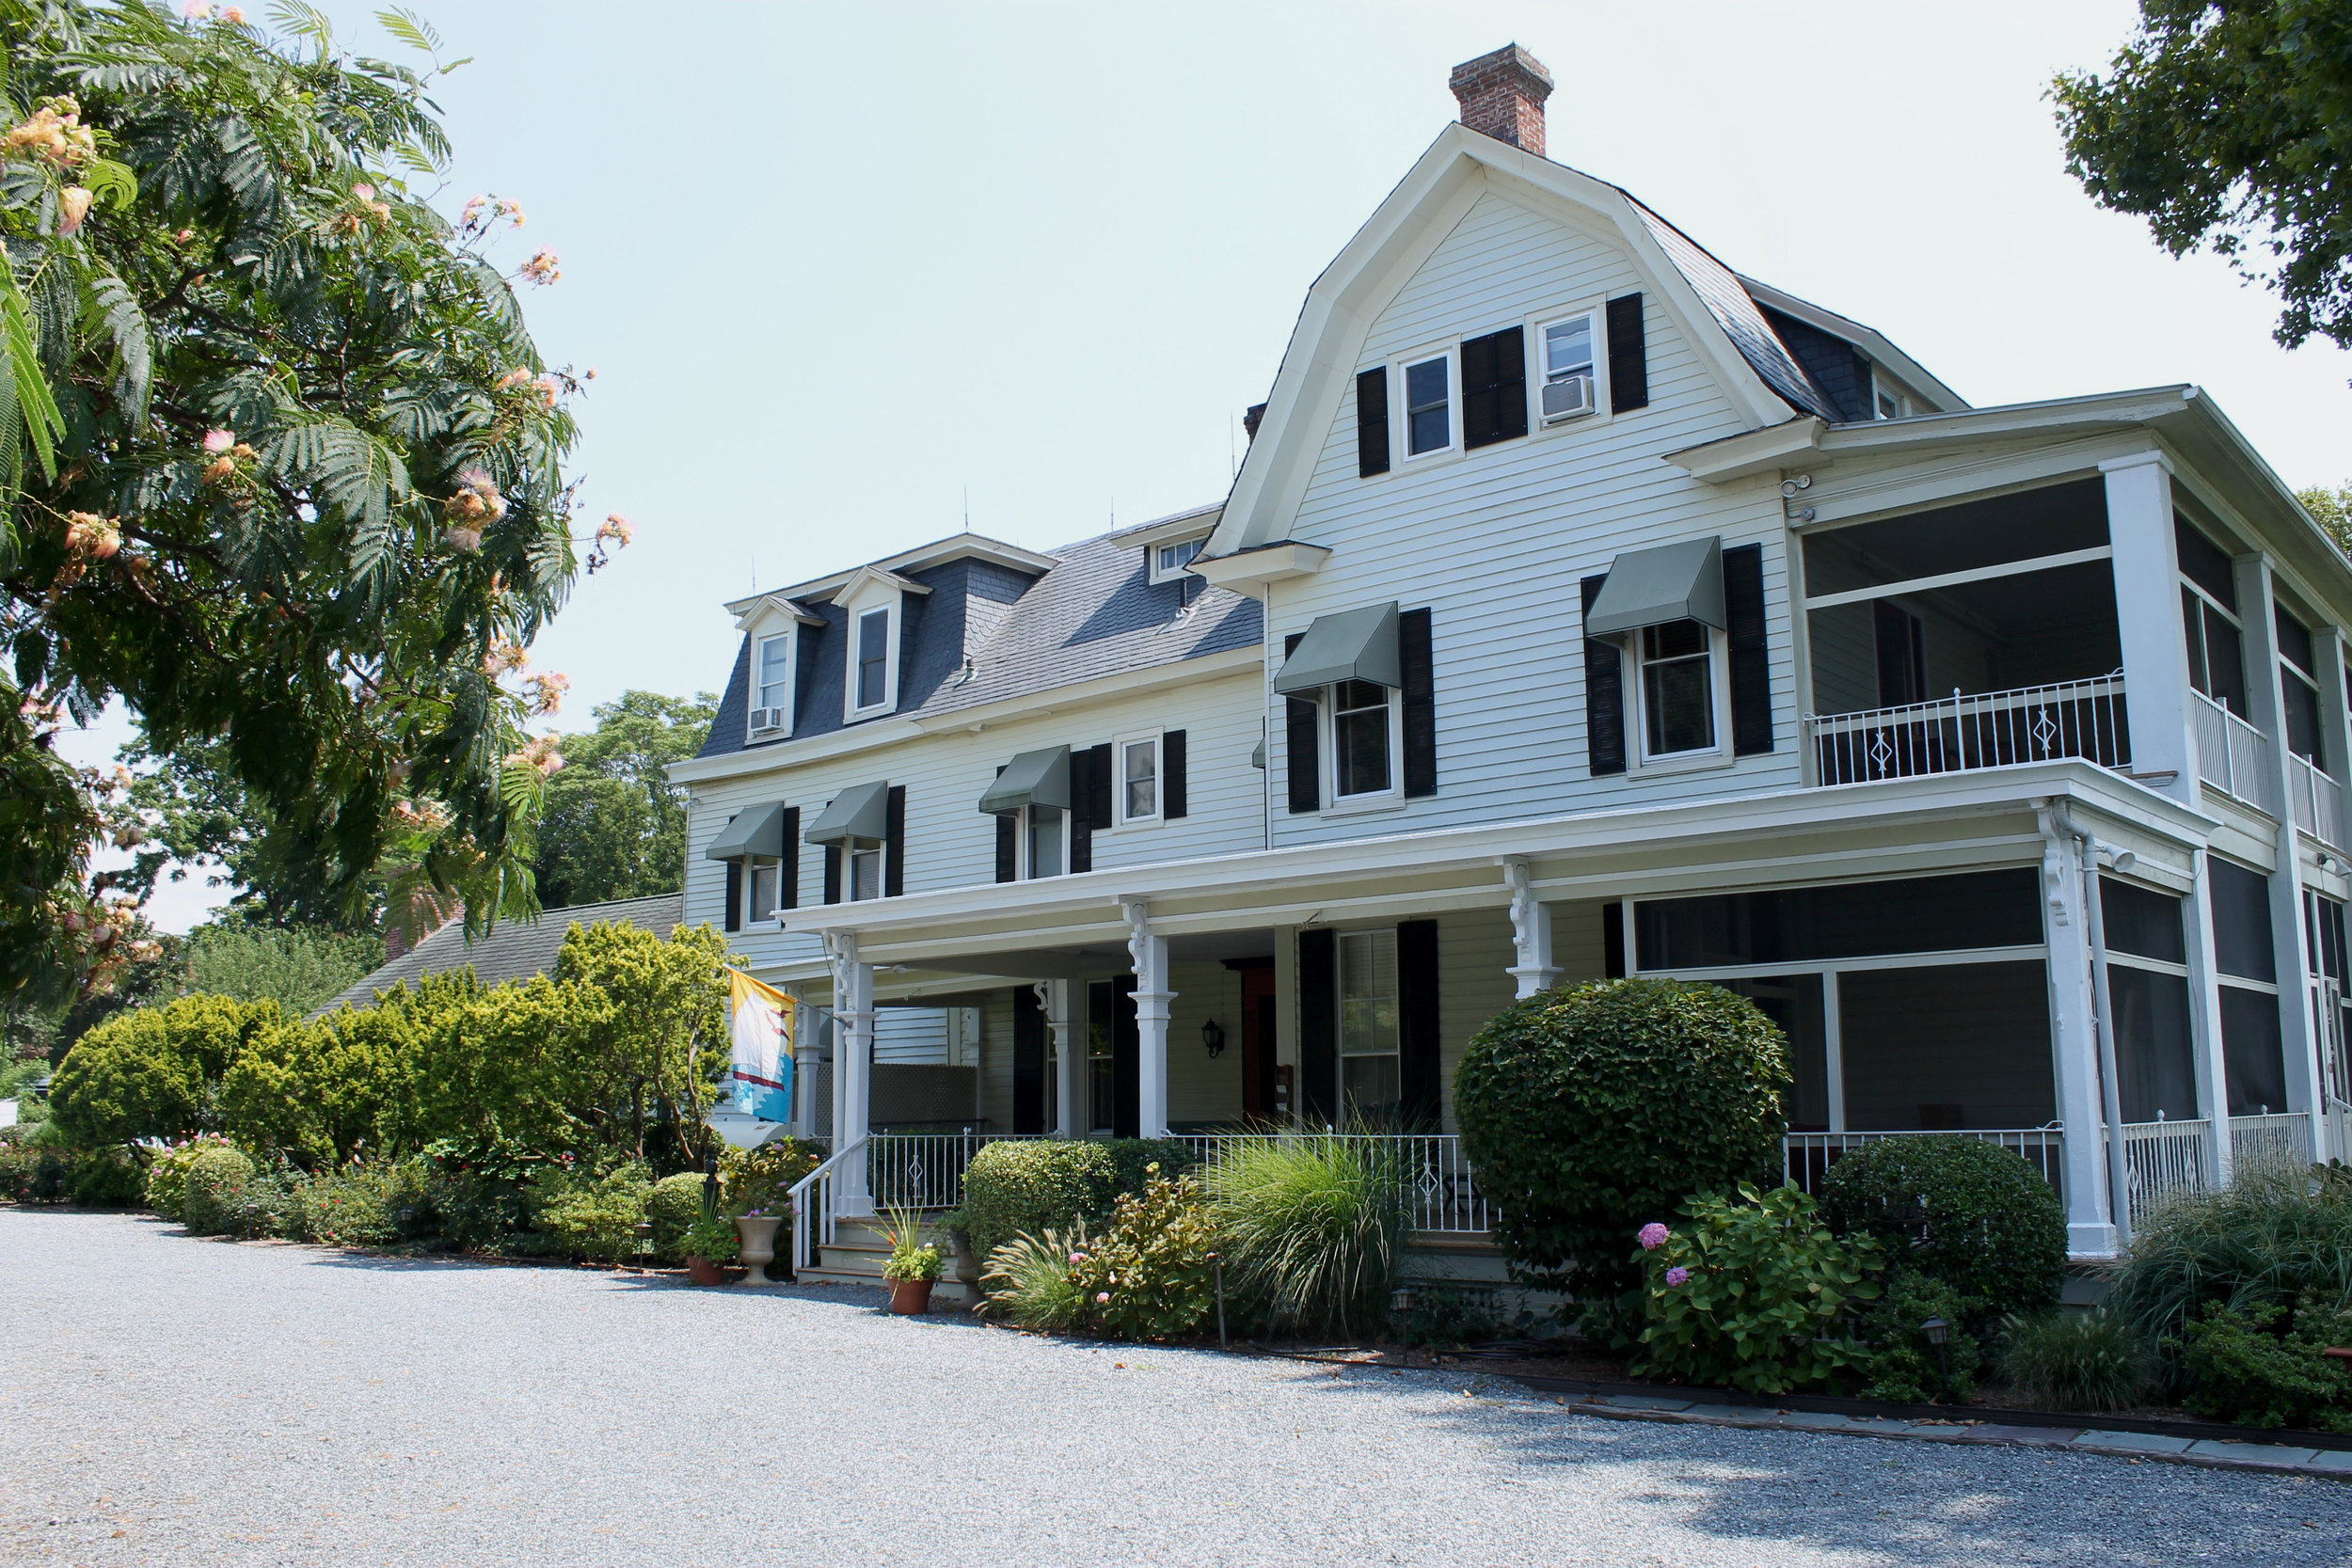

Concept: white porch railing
[[2330, 1099, 2352, 1169], [2231, 1112, 2314, 1177], [1781, 1127, 2067, 1197], [2191, 692, 2282, 817], [1177, 1132, 1490, 1234], [1805, 673, 2127, 787], [2111, 1117, 2214, 1227], [2287, 752, 2350, 848], [866, 1131, 1047, 1213], [787, 1136, 865, 1275]]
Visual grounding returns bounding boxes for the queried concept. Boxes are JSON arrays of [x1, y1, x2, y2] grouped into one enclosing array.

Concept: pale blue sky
[[87, 0, 2352, 928]]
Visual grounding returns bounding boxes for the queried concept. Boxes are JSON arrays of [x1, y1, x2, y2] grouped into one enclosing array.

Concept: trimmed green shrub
[[1819, 1135, 2066, 1330], [2107, 1166, 2352, 1354], [1853, 1269, 1980, 1404], [64, 1145, 148, 1207], [2177, 1295, 2352, 1432], [180, 1146, 258, 1235], [49, 995, 281, 1145], [1455, 978, 1789, 1299], [962, 1140, 1120, 1271], [1208, 1135, 1410, 1338], [720, 1140, 821, 1216], [982, 1227, 1089, 1333], [1632, 1184, 1883, 1395], [645, 1171, 709, 1264], [1102, 1138, 1197, 1196], [290, 1161, 407, 1248], [145, 1135, 236, 1219], [539, 1164, 654, 1263], [1998, 1307, 2160, 1412]]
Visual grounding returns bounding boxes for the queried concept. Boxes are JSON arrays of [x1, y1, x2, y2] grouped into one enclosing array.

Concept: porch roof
[[773, 761, 2216, 980]]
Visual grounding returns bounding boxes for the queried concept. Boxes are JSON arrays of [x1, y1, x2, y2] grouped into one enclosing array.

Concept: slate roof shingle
[[310, 893, 685, 1018]]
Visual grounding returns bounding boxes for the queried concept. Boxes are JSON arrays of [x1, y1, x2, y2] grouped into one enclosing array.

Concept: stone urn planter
[[736, 1212, 784, 1285], [888, 1277, 935, 1315]]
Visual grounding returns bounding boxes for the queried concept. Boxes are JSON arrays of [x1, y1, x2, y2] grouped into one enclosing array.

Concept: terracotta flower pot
[[686, 1255, 726, 1286], [888, 1277, 935, 1315]]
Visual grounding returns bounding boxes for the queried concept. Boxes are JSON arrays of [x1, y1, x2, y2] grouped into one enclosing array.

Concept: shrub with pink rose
[[1631, 1184, 1883, 1395], [982, 1166, 1220, 1340]]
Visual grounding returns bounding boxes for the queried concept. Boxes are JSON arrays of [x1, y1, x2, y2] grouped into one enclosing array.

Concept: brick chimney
[[1449, 44, 1553, 156]]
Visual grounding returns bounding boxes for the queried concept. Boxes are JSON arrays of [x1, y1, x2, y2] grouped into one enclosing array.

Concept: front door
[[1239, 963, 1278, 1123], [1089, 977, 1139, 1137]]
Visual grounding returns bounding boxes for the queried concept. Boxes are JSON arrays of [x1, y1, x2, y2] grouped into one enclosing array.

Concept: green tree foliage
[[184, 922, 383, 1013], [2054, 2, 2352, 348], [533, 689, 717, 909], [0, 2, 625, 1006], [1454, 978, 1790, 1300], [47, 990, 278, 1142], [2298, 483, 2352, 557]]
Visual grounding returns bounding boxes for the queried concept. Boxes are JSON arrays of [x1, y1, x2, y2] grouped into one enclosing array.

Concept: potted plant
[[736, 1207, 784, 1286], [682, 1212, 739, 1286], [880, 1206, 944, 1314]]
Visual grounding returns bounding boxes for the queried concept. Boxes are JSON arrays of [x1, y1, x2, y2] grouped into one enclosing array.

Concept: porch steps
[[798, 1216, 983, 1307]]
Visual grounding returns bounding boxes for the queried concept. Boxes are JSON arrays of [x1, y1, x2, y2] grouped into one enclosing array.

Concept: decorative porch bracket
[[822, 928, 874, 1214], [1502, 856, 1560, 999], [1121, 896, 1174, 1138]]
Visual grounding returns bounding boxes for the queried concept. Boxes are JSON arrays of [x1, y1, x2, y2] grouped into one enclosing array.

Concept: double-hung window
[[746, 861, 781, 923], [1023, 807, 1067, 879], [750, 633, 794, 737], [2177, 519, 2247, 718], [2277, 604, 2326, 768], [1331, 678, 1397, 800], [1536, 311, 1597, 424], [847, 840, 884, 901], [852, 608, 892, 714], [1636, 620, 1720, 759], [1117, 734, 1160, 826], [1338, 928, 1401, 1120], [1403, 354, 1454, 458]]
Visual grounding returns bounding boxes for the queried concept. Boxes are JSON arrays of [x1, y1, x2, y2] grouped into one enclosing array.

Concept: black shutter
[[883, 785, 906, 897], [1284, 632, 1319, 814], [994, 816, 1016, 884], [1087, 743, 1112, 829], [1603, 901, 1626, 979], [1397, 920, 1441, 1129], [1297, 927, 1337, 1128], [1581, 575, 1627, 776], [1400, 608, 1436, 798], [1606, 293, 1648, 413], [1460, 326, 1528, 449], [1724, 544, 1773, 755], [1012, 985, 1046, 1134], [823, 845, 841, 905], [1070, 748, 1092, 875], [1163, 729, 1188, 819], [723, 858, 741, 933], [1356, 367, 1391, 477], [779, 807, 801, 910]]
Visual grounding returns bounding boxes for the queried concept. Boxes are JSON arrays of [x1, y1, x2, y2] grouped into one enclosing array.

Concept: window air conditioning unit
[[1542, 373, 1597, 423], [747, 706, 785, 735]]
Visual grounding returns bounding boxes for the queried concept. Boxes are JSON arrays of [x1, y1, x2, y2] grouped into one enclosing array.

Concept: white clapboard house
[[673, 46, 2352, 1284]]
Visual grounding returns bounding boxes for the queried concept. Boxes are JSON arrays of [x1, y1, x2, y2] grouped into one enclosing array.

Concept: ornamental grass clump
[[1631, 1185, 1883, 1395], [982, 1227, 1089, 1333], [2106, 1164, 2352, 1353], [1454, 978, 1789, 1303], [1208, 1135, 1410, 1339], [1997, 1307, 2161, 1413]]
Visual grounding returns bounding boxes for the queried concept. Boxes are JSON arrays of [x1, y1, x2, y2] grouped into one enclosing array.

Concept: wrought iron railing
[[2287, 752, 2349, 847], [1177, 1132, 1490, 1233], [2191, 693, 2281, 816], [2230, 1112, 2313, 1178], [1782, 1127, 2067, 1199], [1805, 673, 2127, 786]]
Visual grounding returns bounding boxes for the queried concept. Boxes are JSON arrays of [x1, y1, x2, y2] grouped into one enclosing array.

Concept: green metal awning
[[1584, 537, 1725, 638], [803, 780, 891, 847], [977, 745, 1071, 816], [703, 800, 788, 861], [1272, 601, 1401, 694]]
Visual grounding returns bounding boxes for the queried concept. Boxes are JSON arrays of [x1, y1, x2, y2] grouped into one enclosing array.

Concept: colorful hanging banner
[[724, 970, 795, 1124]]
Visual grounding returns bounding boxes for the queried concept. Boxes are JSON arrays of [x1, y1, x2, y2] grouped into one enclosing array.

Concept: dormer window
[[1150, 537, 1204, 585], [853, 608, 891, 712], [748, 631, 796, 739]]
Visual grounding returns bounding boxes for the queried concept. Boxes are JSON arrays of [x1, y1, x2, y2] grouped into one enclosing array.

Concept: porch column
[[1047, 979, 1083, 1140], [824, 930, 874, 1214], [2238, 552, 2327, 1143], [1503, 857, 1560, 998], [2314, 626, 2351, 1163], [2039, 805, 2119, 1255], [2101, 451, 2197, 806], [783, 982, 819, 1141], [1123, 897, 1173, 1138], [2182, 849, 2235, 1186]]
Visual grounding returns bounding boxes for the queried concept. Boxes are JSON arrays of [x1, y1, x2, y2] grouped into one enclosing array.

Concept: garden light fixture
[[1920, 1316, 1951, 1386], [1201, 1019, 1226, 1057]]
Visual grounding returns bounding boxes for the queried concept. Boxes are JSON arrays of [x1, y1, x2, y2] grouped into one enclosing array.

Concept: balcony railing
[[2191, 693, 2282, 817], [2287, 752, 2349, 848], [1805, 673, 2127, 787], [1782, 1127, 2066, 1199]]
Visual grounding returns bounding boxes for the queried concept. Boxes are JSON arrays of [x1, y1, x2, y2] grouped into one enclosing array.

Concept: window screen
[[2108, 965, 2197, 1122], [1836, 961, 2056, 1130], [1637, 869, 2042, 970], [2102, 879, 2185, 964], [2220, 987, 2287, 1115], [2209, 860, 2275, 981]]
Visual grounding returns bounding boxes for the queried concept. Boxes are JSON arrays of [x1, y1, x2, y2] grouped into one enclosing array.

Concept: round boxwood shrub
[[1454, 978, 1789, 1300], [962, 1140, 1120, 1272], [1819, 1134, 2065, 1328], [644, 1170, 710, 1264], [179, 1145, 258, 1235]]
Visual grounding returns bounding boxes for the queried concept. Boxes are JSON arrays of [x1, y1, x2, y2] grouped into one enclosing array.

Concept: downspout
[[1261, 578, 1276, 853], [2043, 801, 2135, 1244]]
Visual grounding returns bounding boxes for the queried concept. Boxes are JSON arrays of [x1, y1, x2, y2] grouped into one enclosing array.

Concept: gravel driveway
[[2, 1211, 2344, 1567]]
